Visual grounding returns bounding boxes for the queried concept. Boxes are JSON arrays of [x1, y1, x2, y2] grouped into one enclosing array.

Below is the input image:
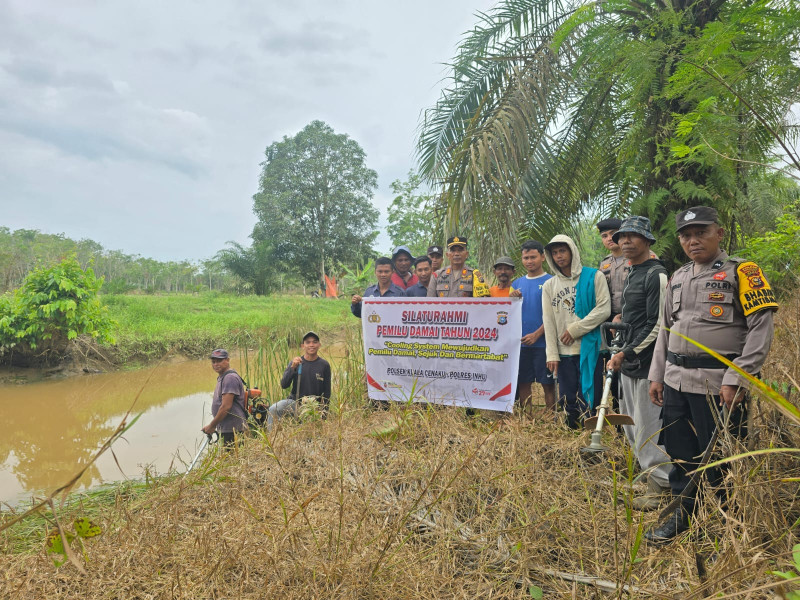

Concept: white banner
[[361, 297, 522, 412]]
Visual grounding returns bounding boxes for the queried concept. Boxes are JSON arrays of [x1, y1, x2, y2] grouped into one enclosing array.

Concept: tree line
[[0, 228, 237, 295]]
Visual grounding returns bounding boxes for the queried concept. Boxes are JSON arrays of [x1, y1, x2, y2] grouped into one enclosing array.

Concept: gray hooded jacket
[[541, 234, 611, 362]]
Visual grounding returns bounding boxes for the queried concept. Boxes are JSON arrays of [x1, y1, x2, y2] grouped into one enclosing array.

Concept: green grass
[[1, 480, 153, 554], [101, 292, 352, 363]]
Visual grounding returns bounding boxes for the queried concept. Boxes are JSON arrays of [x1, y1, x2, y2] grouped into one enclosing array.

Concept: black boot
[[644, 506, 690, 545]]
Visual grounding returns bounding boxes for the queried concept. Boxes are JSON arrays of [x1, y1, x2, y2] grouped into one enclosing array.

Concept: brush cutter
[[582, 322, 634, 454], [185, 431, 218, 475]]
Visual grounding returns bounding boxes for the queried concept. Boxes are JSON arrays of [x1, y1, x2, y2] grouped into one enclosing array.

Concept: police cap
[[675, 206, 719, 231]]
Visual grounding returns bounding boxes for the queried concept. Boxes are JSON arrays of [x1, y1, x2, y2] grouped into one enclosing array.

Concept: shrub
[[0, 256, 115, 357], [741, 203, 800, 296]]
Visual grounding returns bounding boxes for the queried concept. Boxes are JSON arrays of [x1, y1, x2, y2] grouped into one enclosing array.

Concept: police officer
[[597, 218, 626, 318], [646, 206, 777, 544], [428, 244, 444, 273], [427, 236, 490, 297]]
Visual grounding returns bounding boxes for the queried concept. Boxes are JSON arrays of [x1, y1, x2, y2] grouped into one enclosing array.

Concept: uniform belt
[[666, 351, 738, 369]]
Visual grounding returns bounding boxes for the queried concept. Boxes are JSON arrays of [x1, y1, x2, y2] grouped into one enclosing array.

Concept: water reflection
[[0, 358, 228, 506]]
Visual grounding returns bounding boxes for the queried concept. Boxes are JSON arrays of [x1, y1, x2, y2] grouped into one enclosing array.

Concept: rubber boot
[[644, 505, 690, 545], [632, 477, 671, 511]]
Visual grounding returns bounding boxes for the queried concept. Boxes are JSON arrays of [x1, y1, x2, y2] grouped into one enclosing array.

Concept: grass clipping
[[2, 401, 800, 599]]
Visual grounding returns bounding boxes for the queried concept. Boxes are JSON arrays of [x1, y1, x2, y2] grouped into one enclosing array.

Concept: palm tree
[[418, 0, 800, 269]]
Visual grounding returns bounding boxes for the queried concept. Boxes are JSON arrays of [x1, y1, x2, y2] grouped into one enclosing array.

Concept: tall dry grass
[[2, 306, 800, 598]]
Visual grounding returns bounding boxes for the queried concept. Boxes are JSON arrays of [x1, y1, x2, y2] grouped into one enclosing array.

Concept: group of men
[[348, 205, 778, 544], [204, 330, 332, 441]]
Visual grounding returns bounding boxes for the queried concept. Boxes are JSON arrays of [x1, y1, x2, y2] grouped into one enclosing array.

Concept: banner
[[361, 297, 521, 412]]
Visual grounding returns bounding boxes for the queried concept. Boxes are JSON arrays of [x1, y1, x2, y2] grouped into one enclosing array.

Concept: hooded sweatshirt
[[541, 235, 611, 362]]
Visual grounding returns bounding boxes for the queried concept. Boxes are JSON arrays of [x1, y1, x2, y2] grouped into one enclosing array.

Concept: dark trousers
[[220, 431, 243, 449], [662, 384, 747, 509], [557, 355, 589, 429]]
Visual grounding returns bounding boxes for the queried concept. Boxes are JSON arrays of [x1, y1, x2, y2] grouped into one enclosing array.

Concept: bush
[[0, 256, 115, 357], [741, 203, 800, 296]]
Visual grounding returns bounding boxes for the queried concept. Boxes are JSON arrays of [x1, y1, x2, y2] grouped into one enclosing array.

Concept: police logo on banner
[[497, 311, 508, 325]]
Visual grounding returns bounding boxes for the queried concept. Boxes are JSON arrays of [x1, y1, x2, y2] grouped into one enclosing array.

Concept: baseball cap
[[209, 349, 229, 359], [493, 256, 515, 269], [427, 245, 443, 255], [302, 331, 320, 342]]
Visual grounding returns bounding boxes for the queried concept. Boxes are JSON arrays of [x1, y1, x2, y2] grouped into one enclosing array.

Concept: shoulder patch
[[737, 262, 778, 316], [472, 269, 491, 297]]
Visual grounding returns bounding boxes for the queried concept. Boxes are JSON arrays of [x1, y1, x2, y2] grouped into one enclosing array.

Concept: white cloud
[[0, 0, 496, 260]]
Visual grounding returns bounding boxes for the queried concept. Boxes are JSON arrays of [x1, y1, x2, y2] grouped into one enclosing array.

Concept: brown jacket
[[648, 251, 777, 393]]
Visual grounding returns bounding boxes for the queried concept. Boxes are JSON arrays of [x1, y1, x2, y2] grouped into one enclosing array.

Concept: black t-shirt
[[280, 356, 332, 404]]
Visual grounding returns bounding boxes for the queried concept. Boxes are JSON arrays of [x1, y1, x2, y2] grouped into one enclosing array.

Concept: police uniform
[[646, 206, 777, 543], [428, 266, 486, 297], [426, 236, 491, 298], [598, 254, 628, 317]]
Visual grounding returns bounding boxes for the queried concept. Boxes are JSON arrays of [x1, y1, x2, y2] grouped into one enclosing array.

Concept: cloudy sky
[[0, 0, 496, 261]]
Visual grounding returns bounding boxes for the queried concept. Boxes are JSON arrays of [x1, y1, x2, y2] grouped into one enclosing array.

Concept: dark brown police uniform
[[648, 210, 777, 513]]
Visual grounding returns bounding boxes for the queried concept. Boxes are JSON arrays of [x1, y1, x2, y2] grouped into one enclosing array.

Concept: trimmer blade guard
[[583, 413, 634, 430]]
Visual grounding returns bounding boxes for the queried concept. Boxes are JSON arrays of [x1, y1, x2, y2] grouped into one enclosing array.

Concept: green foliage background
[[418, 0, 800, 273]]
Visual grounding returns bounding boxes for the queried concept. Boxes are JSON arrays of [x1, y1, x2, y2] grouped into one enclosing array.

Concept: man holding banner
[[351, 257, 406, 318]]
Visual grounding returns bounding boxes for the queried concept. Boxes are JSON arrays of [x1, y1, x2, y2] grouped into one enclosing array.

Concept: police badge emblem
[[497, 311, 508, 325]]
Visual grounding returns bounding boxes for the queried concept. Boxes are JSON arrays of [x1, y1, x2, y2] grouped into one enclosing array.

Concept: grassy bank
[[102, 292, 353, 364], [3, 302, 800, 597], [2, 401, 799, 598]]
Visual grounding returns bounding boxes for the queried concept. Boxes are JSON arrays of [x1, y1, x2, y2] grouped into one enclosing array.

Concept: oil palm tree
[[418, 0, 800, 269]]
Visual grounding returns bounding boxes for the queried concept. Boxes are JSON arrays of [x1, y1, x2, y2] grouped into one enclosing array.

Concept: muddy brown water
[[0, 358, 248, 507]]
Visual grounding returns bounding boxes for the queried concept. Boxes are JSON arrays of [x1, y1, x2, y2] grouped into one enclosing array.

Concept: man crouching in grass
[[270, 331, 332, 429], [204, 348, 248, 446]]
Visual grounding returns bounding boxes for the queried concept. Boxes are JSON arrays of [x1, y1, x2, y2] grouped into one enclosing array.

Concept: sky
[[0, 0, 496, 261]]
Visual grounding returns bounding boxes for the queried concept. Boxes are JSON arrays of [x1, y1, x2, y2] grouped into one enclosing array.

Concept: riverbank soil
[[2, 399, 799, 599]]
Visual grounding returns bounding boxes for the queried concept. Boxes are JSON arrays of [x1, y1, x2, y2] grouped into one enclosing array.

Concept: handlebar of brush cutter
[[185, 431, 219, 475]]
